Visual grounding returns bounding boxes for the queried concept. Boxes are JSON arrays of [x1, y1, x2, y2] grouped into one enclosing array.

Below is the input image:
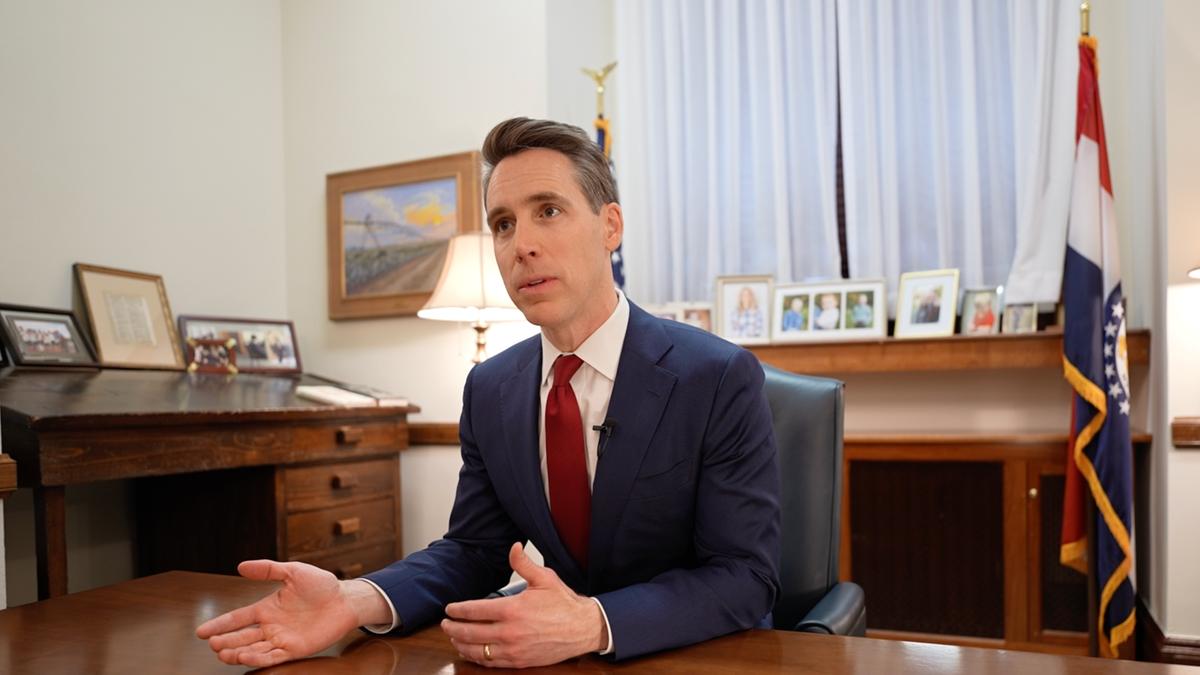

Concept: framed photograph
[[960, 286, 1003, 336], [1003, 303, 1038, 334], [73, 263, 185, 369], [327, 151, 482, 320], [670, 302, 715, 333], [770, 279, 888, 342], [185, 337, 238, 375], [177, 316, 302, 374], [895, 269, 960, 339], [716, 275, 773, 345], [0, 304, 98, 367]]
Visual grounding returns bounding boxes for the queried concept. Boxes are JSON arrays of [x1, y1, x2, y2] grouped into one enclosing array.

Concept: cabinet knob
[[337, 426, 364, 444], [334, 517, 361, 536], [335, 563, 363, 580], [1028, 488, 1039, 499], [331, 472, 359, 489]]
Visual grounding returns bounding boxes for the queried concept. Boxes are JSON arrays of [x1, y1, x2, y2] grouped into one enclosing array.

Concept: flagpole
[[1081, 1, 1090, 36]]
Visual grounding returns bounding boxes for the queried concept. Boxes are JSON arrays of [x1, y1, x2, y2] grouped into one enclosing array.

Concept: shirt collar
[[540, 288, 629, 386]]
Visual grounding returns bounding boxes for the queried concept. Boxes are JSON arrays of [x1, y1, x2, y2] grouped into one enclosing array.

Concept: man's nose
[[513, 221, 539, 258]]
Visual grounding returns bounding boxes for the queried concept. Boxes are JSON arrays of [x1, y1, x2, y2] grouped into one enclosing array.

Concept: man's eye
[[542, 206, 561, 218], [492, 219, 514, 233]]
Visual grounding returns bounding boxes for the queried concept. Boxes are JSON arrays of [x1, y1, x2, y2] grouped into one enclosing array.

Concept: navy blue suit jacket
[[363, 302, 781, 659]]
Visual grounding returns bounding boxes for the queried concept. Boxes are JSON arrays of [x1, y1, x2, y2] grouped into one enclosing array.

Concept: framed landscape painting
[[327, 151, 481, 320]]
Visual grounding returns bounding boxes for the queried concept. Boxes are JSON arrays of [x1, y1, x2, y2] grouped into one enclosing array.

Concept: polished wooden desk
[[0, 571, 1193, 675], [0, 368, 416, 600]]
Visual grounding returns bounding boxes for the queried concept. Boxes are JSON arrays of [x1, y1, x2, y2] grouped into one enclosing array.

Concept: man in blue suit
[[198, 118, 781, 669]]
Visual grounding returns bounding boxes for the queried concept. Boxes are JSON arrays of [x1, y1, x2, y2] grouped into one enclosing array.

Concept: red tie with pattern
[[546, 354, 590, 572]]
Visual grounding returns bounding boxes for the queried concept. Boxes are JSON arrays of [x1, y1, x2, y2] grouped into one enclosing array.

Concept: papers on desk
[[295, 385, 408, 408]]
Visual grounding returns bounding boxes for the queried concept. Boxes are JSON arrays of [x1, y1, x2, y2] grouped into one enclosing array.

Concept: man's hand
[[195, 560, 392, 668], [441, 543, 608, 668]]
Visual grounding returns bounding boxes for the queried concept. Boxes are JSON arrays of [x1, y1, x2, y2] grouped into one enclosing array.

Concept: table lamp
[[418, 231, 525, 362], [1189, 264, 1200, 280]]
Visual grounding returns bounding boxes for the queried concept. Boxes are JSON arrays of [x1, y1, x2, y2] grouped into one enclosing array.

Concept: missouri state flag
[[1060, 35, 1135, 658], [594, 115, 625, 290]]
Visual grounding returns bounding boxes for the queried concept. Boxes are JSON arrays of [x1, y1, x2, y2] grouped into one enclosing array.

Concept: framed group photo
[[178, 316, 302, 374], [0, 304, 98, 367], [327, 151, 481, 320], [185, 337, 239, 375], [74, 263, 185, 369], [770, 279, 887, 343], [960, 286, 1003, 336], [716, 275, 773, 345], [895, 269, 960, 339]]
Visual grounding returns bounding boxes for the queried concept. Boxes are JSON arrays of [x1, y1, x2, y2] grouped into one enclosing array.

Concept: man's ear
[[602, 203, 624, 252]]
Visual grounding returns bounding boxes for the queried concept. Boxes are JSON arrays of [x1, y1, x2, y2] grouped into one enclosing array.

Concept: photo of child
[[813, 293, 842, 331]]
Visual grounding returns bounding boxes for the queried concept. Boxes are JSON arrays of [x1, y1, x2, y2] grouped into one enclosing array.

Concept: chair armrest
[[485, 580, 528, 599], [792, 582, 866, 637]]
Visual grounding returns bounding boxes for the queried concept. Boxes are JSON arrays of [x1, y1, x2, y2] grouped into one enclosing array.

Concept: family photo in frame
[[0, 304, 97, 367], [960, 287, 1004, 336], [178, 316, 302, 374], [770, 279, 887, 343], [715, 276, 773, 345], [894, 269, 960, 339]]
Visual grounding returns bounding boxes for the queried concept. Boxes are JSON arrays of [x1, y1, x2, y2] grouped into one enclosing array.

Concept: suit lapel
[[588, 304, 676, 588]]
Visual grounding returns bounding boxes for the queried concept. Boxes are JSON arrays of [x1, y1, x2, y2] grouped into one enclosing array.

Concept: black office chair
[[762, 363, 867, 636]]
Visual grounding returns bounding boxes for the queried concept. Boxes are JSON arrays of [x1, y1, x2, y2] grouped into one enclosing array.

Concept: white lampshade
[[418, 232, 525, 323], [1190, 264, 1200, 280]]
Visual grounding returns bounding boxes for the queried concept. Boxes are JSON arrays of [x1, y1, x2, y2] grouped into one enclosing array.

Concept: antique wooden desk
[[0, 368, 416, 600], [0, 571, 1193, 675]]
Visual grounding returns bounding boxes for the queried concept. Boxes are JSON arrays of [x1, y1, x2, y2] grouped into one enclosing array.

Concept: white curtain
[[618, 0, 1077, 310], [616, 0, 842, 304], [838, 0, 1076, 313]]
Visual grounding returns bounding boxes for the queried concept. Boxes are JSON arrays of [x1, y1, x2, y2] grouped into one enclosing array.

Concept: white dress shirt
[[364, 290, 630, 656]]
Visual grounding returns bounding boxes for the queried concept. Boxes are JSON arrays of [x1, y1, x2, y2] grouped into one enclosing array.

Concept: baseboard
[[1137, 595, 1200, 666]]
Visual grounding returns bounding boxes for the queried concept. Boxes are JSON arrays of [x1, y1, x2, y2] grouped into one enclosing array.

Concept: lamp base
[[472, 319, 490, 363]]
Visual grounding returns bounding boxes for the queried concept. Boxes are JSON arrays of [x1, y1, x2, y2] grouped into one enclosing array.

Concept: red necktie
[[546, 354, 590, 572]]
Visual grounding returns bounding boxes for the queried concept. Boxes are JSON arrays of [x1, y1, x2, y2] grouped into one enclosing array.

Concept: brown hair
[[481, 117, 618, 214]]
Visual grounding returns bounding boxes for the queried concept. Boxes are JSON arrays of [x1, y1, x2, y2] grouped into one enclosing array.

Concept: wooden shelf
[[748, 329, 1150, 375], [1173, 417, 1200, 449]]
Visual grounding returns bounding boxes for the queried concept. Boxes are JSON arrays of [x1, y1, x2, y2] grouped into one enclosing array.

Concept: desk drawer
[[284, 457, 396, 512], [287, 497, 396, 557], [298, 541, 399, 579]]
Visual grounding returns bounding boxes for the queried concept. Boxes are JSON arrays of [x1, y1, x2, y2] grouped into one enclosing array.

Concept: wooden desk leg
[[33, 486, 68, 599]]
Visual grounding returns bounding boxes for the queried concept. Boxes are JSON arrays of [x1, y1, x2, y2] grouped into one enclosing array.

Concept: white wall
[[279, 0, 615, 556], [1163, 0, 1200, 638], [0, 0, 287, 606]]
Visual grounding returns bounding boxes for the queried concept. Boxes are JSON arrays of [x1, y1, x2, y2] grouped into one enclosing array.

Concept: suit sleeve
[[596, 348, 781, 659], [361, 366, 524, 634]]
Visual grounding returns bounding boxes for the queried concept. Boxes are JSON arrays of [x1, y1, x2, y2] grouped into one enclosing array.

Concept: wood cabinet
[[748, 331, 1152, 656], [0, 368, 415, 598], [842, 433, 1097, 655]]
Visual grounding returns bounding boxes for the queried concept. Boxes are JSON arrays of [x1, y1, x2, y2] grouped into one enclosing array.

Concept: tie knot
[[553, 354, 584, 387]]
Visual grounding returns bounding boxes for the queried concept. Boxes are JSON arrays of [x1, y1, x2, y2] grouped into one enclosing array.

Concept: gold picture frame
[[73, 263, 185, 370], [326, 151, 482, 320]]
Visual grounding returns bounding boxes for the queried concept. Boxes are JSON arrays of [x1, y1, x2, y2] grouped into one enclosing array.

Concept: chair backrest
[[761, 363, 845, 631]]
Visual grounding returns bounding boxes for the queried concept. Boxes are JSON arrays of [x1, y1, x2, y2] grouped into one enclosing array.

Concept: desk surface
[[0, 571, 1194, 675], [0, 368, 416, 430]]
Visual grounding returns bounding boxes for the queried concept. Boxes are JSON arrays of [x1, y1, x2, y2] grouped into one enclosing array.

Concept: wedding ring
[[484, 643, 493, 661]]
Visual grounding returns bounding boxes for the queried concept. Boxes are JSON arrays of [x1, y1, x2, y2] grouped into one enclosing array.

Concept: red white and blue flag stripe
[[1060, 35, 1135, 658]]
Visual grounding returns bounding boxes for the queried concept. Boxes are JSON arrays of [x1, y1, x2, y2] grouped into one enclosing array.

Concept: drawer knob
[[335, 563, 363, 580], [1029, 488, 1039, 499], [331, 472, 359, 489], [337, 427, 364, 444], [334, 517, 361, 536]]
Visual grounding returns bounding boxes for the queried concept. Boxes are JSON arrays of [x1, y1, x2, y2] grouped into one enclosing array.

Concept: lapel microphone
[[593, 418, 617, 458]]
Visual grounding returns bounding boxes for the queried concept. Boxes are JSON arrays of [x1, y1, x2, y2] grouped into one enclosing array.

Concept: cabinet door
[[1026, 461, 1088, 646], [848, 459, 1006, 638]]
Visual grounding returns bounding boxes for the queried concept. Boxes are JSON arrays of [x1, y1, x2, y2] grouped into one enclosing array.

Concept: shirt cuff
[[357, 578, 401, 633], [592, 597, 615, 655]]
